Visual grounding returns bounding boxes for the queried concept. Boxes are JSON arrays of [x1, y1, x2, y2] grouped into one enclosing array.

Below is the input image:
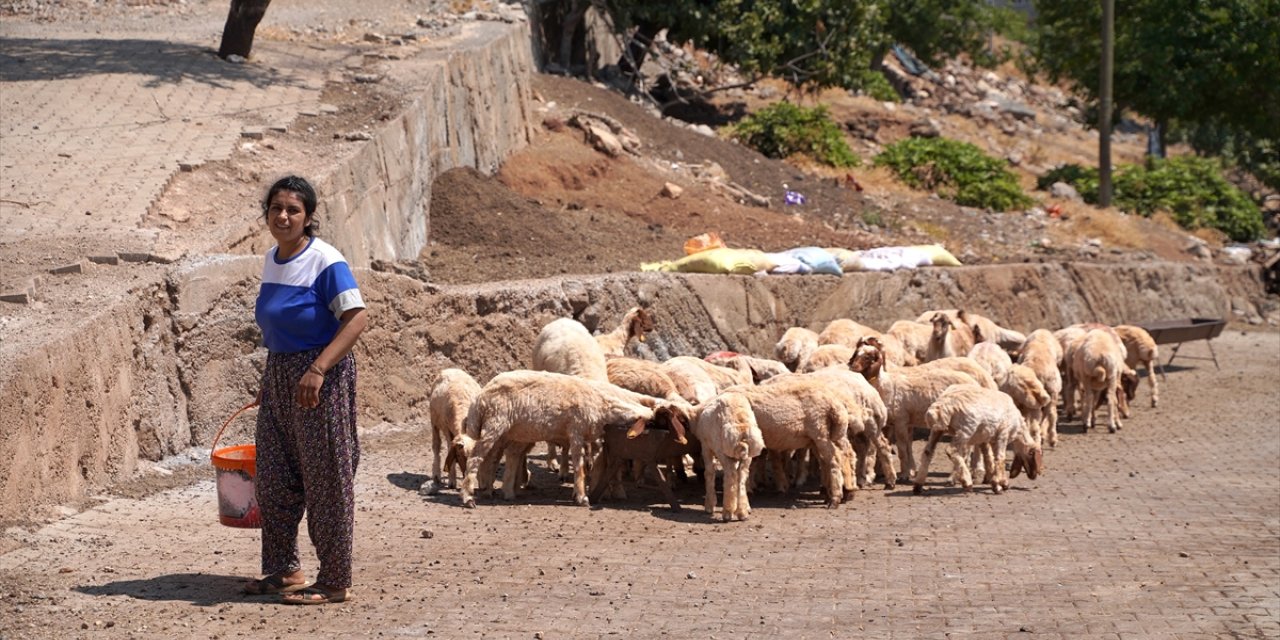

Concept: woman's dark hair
[[263, 175, 319, 237]]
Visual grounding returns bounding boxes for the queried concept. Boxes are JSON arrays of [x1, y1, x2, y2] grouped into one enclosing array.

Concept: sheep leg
[[893, 419, 915, 484], [992, 435, 1010, 493], [979, 444, 995, 487], [702, 448, 718, 516], [1046, 394, 1060, 448], [422, 427, 443, 495], [852, 432, 871, 489], [500, 445, 525, 500], [812, 440, 842, 509], [875, 433, 897, 490], [793, 448, 812, 488], [769, 449, 792, 494], [1146, 360, 1159, 407], [719, 454, 738, 522], [460, 437, 496, 508], [1107, 382, 1122, 432], [838, 437, 857, 502], [586, 448, 617, 505], [970, 447, 989, 485], [1081, 387, 1097, 432], [913, 430, 945, 494], [570, 436, 590, 507], [546, 442, 561, 473], [948, 438, 974, 491], [734, 457, 753, 520]]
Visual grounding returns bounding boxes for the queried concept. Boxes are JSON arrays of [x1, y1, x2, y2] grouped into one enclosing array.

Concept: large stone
[[1050, 181, 1083, 201]]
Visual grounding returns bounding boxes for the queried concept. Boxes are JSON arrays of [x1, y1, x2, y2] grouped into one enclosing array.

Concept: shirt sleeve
[[314, 261, 365, 319]]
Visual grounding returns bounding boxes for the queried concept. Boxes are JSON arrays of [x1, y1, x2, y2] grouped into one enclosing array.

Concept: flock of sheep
[[420, 306, 1160, 521]]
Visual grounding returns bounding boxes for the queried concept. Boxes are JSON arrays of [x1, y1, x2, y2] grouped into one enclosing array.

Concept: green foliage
[[874, 137, 1034, 211], [859, 69, 900, 102], [1038, 158, 1265, 241], [730, 102, 859, 168], [608, 0, 1008, 93], [1031, 0, 1280, 144]]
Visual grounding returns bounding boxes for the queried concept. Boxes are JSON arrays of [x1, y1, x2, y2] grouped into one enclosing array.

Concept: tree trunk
[[217, 0, 272, 60], [557, 0, 589, 73]]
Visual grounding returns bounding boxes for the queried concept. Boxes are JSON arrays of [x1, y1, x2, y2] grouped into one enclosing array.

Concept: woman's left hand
[[297, 370, 323, 409]]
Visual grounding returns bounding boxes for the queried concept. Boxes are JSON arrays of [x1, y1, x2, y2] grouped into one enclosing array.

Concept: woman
[[241, 175, 369, 605]]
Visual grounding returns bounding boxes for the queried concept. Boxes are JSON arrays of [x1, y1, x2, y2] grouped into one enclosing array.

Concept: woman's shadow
[[74, 573, 256, 606]]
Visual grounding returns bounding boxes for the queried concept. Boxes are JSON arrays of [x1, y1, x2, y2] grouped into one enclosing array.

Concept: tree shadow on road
[[0, 37, 309, 89], [74, 572, 251, 606]]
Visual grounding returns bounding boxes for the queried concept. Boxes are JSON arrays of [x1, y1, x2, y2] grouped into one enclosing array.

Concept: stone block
[[49, 262, 83, 275], [88, 255, 119, 265]]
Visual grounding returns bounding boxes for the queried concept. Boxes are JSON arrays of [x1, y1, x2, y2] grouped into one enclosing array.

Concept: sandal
[[242, 574, 312, 596], [281, 586, 351, 605]]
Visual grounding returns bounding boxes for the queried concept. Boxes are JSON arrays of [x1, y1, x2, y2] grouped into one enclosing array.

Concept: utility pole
[[1098, 0, 1114, 207]]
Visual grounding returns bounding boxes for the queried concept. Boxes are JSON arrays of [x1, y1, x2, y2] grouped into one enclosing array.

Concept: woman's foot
[[281, 584, 350, 605], [243, 571, 311, 595]]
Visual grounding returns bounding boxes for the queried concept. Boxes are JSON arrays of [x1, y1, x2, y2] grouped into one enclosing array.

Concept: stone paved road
[[1, 330, 1277, 639]]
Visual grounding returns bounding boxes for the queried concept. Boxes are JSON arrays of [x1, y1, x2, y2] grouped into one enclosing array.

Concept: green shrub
[[873, 137, 1034, 211], [858, 70, 900, 103], [1037, 157, 1265, 241], [730, 102, 860, 168]]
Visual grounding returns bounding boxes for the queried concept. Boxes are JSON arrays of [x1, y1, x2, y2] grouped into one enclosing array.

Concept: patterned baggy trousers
[[255, 348, 359, 589]]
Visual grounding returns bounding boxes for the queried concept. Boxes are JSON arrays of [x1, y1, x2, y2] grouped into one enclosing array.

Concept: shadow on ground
[[74, 572, 251, 606]]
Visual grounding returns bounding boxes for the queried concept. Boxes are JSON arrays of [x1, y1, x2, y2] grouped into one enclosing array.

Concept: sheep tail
[[732, 440, 750, 460]]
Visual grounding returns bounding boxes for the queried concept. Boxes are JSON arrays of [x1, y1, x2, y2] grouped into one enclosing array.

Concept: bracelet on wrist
[[308, 363, 326, 377]]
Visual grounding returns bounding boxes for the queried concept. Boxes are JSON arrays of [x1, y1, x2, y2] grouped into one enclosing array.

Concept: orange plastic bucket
[[211, 401, 261, 528]]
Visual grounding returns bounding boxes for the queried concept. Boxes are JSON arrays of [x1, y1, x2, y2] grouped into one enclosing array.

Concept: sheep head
[[849, 341, 884, 381], [626, 307, 656, 343], [929, 312, 954, 339], [1009, 438, 1043, 480], [1119, 367, 1139, 402]]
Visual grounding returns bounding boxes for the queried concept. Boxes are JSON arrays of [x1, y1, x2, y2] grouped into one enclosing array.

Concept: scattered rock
[[420, 529, 434, 539], [1179, 551, 1190, 558], [1050, 181, 1082, 202], [908, 119, 940, 138], [353, 73, 384, 84], [344, 131, 374, 142], [661, 182, 683, 199], [240, 128, 265, 140], [49, 262, 82, 275], [224, 54, 246, 64]]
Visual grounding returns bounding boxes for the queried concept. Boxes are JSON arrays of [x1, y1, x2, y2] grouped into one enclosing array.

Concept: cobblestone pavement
[[0, 330, 1276, 639]]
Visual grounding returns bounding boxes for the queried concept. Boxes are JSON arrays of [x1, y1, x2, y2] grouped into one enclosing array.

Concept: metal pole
[[1099, 0, 1114, 207]]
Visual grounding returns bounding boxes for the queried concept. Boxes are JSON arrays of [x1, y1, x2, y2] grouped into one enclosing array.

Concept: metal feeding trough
[[1135, 317, 1228, 374], [588, 419, 700, 511]]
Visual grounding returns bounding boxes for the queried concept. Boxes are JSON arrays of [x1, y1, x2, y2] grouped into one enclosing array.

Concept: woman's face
[[265, 190, 310, 248]]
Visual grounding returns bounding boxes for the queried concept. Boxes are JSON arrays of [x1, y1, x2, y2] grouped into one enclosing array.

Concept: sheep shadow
[[74, 573, 250, 606]]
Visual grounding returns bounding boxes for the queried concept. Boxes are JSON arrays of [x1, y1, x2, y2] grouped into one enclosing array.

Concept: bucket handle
[[211, 399, 260, 452]]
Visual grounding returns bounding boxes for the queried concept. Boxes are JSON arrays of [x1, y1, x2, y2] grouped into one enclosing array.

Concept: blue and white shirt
[[255, 237, 365, 353]]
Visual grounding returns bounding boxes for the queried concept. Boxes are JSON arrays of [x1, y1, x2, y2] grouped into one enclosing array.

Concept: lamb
[[917, 309, 1026, 351], [849, 337, 979, 483], [659, 358, 721, 404], [729, 378, 853, 508], [798, 344, 856, 373], [915, 355, 998, 389], [925, 311, 976, 362], [764, 368, 896, 490], [704, 351, 791, 384], [967, 341, 1013, 385], [1000, 364, 1053, 446], [692, 391, 766, 521], [457, 370, 689, 508], [913, 384, 1043, 495], [421, 368, 482, 496], [532, 317, 609, 381], [594, 306, 655, 357], [820, 318, 915, 367], [1065, 329, 1127, 433], [664, 355, 753, 392], [1017, 329, 1064, 447], [775, 326, 819, 372], [887, 319, 935, 364], [1114, 324, 1159, 408], [604, 357, 691, 444]]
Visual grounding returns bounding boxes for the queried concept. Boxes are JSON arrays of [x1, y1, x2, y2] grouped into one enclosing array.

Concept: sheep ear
[[625, 418, 647, 439], [1029, 448, 1043, 480], [1010, 455, 1024, 478], [670, 413, 688, 445]]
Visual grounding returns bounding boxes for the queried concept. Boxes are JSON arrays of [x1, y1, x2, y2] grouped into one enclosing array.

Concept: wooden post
[[1098, 0, 1114, 207]]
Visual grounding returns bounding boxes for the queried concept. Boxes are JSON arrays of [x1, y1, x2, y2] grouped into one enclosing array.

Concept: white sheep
[[967, 341, 1013, 385], [887, 319, 934, 363], [775, 326, 819, 372], [1017, 329, 1064, 447], [798, 343, 855, 373], [594, 306, 656, 357], [849, 337, 978, 483], [913, 384, 1043, 494], [1114, 324, 1159, 408], [660, 358, 721, 404], [730, 378, 853, 508], [917, 309, 1026, 351], [664, 355, 753, 392], [1000, 364, 1053, 447], [915, 355, 999, 389], [457, 370, 688, 508], [530, 315, 612, 480], [421, 368, 482, 495], [693, 391, 766, 521], [820, 318, 916, 367], [704, 351, 791, 384], [1065, 329, 1127, 433], [605, 357, 691, 444], [925, 311, 976, 362]]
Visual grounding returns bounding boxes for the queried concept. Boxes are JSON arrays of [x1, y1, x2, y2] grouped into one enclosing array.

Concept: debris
[[49, 262, 82, 275], [661, 182, 684, 199], [240, 128, 265, 140], [784, 190, 807, 206], [344, 131, 374, 141], [225, 54, 246, 64]]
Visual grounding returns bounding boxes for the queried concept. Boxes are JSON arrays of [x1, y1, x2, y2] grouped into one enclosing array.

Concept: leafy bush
[[730, 102, 860, 168], [1038, 157, 1265, 241], [858, 70, 900, 102], [873, 137, 1034, 211]]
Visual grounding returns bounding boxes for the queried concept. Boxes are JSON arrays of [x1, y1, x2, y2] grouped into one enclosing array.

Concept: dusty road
[[1, 330, 1277, 639]]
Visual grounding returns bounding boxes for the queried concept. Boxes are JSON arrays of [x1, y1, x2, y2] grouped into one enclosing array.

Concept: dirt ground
[[2, 2, 1278, 638], [0, 329, 1276, 638]]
